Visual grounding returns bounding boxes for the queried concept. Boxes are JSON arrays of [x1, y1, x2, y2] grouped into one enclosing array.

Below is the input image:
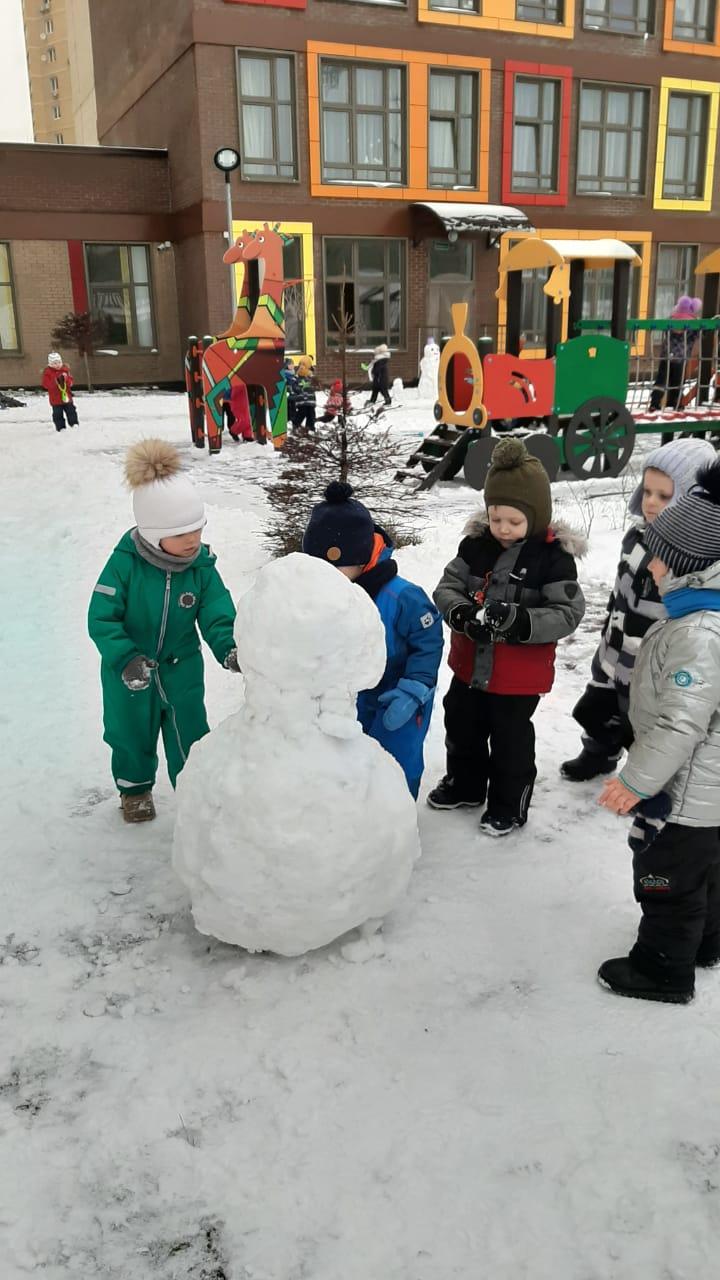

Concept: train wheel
[[564, 398, 635, 479], [524, 433, 561, 483], [463, 436, 497, 491]]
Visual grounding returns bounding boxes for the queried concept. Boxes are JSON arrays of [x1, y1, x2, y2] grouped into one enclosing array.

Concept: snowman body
[[418, 339, 440, 400], [172, 554, 420, 956]]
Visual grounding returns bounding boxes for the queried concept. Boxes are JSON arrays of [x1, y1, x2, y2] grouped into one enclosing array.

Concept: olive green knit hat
[[484, 437, 552, 537]]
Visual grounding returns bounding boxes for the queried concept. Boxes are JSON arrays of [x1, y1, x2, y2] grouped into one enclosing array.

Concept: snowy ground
[[2, 389, 720, 1280]]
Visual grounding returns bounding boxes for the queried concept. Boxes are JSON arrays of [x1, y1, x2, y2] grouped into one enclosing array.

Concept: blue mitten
[[378, 678, 433, 731]]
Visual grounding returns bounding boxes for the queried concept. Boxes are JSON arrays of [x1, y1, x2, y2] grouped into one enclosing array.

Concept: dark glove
[[121, 655, 158, 691], [446, 602, 490, 643], [223, 647, 241, 673], [483, 600, 531, 641], [377, 678, 433, 731]]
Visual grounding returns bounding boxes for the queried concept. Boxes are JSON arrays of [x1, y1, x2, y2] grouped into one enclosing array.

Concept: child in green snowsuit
[[88, 438, 239, 823]]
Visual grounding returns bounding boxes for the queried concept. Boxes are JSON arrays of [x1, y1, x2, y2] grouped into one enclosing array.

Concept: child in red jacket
[[319, 379, 352, 424], [430, 438, 586, 836], [42, 352, 78, 431]]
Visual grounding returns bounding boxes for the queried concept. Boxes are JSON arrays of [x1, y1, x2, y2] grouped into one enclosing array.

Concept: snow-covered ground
[[2, 389, 720, 1280]]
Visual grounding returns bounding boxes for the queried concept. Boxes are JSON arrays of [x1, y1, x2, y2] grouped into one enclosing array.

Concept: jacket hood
[[462, 511, 588, 559], [660, 560, 720, 596]]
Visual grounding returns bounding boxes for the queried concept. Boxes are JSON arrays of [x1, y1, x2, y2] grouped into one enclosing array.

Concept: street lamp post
[[213, 147, 241, 313]]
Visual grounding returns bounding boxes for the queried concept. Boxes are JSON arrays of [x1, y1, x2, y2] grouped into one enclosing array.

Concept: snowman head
[[236, 553, 387, 698]]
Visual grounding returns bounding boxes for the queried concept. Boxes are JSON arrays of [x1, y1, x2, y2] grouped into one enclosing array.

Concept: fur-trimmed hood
[[462, 511, 588, 559]]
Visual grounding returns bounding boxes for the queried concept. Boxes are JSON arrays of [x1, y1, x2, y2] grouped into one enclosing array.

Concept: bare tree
[[50, 311, 108, 392]]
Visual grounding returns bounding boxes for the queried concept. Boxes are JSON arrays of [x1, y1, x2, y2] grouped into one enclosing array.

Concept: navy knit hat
[[645, 460, 720, 578], [302, 481, 375, 567]]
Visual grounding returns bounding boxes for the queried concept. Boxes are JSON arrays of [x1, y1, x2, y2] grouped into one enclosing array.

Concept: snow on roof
[[544, 239, 640, 262], [412, 202, 533, 233]]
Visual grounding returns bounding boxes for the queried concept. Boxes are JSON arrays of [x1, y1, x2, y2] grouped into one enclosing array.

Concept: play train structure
[[398, 237, 720, 490], [186, 228, 720, 486]]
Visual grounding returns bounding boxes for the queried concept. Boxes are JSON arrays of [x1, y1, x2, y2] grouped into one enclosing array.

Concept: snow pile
[[173, 553, 420, 955]]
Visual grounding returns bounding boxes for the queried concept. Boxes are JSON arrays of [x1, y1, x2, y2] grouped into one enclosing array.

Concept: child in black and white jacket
[[561, 438, 716, 782]]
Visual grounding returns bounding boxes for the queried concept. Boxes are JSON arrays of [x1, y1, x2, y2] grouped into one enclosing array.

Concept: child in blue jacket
[[303, 482, 443, 797]]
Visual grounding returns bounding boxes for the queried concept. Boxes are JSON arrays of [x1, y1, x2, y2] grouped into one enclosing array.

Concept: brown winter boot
[[120, 791, 156, 823]]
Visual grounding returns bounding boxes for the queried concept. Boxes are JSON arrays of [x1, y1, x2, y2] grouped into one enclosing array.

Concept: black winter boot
[[561, 747, 620, 782], [427, 776, 483, 810], [479, 812, 520, 837], [598, 955, 694, 1004], [696, 935, 720, 968]]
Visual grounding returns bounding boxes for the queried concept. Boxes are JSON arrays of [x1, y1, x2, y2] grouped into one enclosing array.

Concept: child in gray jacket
[[599, 458, 720, 1004]]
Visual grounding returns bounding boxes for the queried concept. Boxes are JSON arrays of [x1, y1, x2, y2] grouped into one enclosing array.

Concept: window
[[85, 244, 155, 348], [583, 0, 653, 33], [429, 0, 479, 10], [663, 93, 708, 198], [672, 0, 716, 41], [0, 244, 19, 352], [324, 238, 405, 347], [582, 242, 642, 322], [428, 241, 475, 337], [47, 46, 56, 61], [49, 76, 58, 93], [236, 53, 297, 181], [54, 133, 64, 144], [44, 18, 54, 33], [655, 244, 699, 316], [577, 83, 648, 194], [52, 105, 61, 119], [429, 70, 477, 189], [516, 0, 563, 18], [282, 238, 305, 353], [320, 61, 405, 185], [512, 76, 559, 192]]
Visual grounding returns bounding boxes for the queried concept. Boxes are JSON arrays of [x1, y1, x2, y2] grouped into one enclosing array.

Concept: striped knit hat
[[645, 459, 720, 577]]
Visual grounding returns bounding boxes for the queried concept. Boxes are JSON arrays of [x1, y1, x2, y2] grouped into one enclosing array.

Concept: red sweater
[[42, 365, 74, 406]]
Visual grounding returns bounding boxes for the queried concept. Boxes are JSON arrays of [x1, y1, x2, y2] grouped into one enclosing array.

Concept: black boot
[[427, 776, 483, 810], [561, 747, 619, 782], [598, 954, 694, 1004], [696, 935, 720, 968]]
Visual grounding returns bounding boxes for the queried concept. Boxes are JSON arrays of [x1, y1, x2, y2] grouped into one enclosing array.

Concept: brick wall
[[0, 240, 182, 391]]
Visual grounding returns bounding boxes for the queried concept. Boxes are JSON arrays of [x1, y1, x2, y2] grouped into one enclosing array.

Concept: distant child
[[431, 438, 585, 836], [222, 380, 254, 443], [303, 482, 443, 797], [42, 351, 78, 431], [562, 438, 717, 783], [319, 378, 351, 424], [598, 458, 720, 1004], [88, 439, 239, 823], [281, 357, 297, 426], [364, 344, 392, 408], [648, 295, 702, 412], [293, 356, 317, 431]]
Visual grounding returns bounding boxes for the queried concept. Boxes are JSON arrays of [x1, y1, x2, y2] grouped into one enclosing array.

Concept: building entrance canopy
[[412, 201, 533, 238]]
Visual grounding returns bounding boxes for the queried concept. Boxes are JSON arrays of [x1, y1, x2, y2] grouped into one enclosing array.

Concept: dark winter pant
[[649, 359, 684, 411], [630, 823, 720, 982], [294, 406, 316, 430], [101, 654, 209, 795], [444, 677, 539, 822], [52, 402, 78, 430], [369, 387, 391, 407], [572, 683, 633, 759]]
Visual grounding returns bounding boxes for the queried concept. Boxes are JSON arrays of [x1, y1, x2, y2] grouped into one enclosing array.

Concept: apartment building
[[3, 0, 720, 389], [22, 0, 97, 146]]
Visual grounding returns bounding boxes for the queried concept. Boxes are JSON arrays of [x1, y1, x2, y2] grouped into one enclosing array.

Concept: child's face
[[649, 556, 669, 587], [160, 529, 203, 557], [488, 505, 528, 548], [337, 564, 363, 581], [642, 468, 674, 522]]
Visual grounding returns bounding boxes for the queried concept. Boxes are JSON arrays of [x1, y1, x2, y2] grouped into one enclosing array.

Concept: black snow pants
[[443, 676, 539, 823], [572, 683, 633, 759], [631, 823, 720, 983], [52, 402, 78, 430]]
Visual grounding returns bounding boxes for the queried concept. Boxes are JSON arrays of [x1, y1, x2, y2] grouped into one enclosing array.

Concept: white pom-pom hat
[[125, 438, 205, 548]]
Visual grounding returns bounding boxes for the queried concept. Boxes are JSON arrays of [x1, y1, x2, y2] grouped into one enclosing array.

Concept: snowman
[[417, 337, 440, 401], [172, 553, 420, 957]]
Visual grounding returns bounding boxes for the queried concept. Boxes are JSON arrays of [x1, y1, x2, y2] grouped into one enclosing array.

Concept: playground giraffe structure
[[198, 223, 295, 453]]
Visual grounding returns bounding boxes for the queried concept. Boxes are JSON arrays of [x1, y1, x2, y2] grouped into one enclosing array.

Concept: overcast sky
[[0, 0, 33, 142]]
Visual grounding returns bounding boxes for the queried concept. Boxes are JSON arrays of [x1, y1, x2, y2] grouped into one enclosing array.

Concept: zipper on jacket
[[156, 571, 171, 658]]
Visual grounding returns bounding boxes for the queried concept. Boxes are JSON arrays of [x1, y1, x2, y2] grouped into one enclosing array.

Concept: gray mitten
[[121, 655, 158, 691], [223, 648, 241, 673]]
